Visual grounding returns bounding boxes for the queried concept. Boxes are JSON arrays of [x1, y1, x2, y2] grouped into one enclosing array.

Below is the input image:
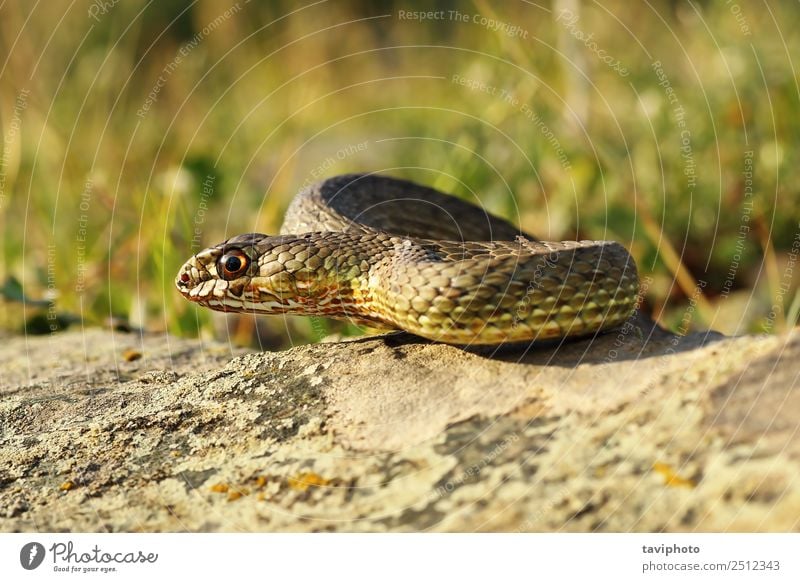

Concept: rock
[[0, 319, 798, 532]]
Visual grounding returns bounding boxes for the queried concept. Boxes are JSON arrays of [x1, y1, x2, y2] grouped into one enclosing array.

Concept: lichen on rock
[[1, 319, 798, 532]]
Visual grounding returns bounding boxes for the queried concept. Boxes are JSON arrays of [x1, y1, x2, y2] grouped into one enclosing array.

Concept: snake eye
[[217, 250, 249, 280]]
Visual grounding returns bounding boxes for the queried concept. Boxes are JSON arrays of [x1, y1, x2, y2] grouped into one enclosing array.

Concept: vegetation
[[1, 1, 798, 348]]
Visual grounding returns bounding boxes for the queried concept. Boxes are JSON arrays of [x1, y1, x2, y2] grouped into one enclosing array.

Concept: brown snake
[[176, 174, 639, 345]]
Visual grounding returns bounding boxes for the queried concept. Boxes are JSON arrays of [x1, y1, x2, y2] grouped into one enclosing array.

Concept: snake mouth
[[175, 247, 223, 297], [175, 260, 289, 314], [175, 270, 191, 293], [175, 260, 201, 296]]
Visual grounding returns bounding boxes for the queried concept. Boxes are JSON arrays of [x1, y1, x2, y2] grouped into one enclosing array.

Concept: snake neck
[[244, 232, 398, 326]]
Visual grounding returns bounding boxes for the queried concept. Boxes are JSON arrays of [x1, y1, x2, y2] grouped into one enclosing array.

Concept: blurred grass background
[[1, 0, 798, 349]]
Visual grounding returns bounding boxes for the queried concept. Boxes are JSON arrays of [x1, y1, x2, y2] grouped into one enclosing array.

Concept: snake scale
[[176, 174, 639, 345]]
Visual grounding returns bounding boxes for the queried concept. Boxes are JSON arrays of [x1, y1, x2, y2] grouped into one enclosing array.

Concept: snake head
[[176, 232, 357, 315], [176, 233, 291, 313]]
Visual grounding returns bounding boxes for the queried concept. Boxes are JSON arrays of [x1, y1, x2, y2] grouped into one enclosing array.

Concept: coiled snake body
[[176, 174, 639, 345]]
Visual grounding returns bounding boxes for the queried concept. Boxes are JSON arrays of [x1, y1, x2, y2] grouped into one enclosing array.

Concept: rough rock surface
[[1, 316, 799, 532]]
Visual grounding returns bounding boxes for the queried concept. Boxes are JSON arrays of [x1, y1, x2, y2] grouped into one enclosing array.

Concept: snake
[[176, 174, 639, 345]]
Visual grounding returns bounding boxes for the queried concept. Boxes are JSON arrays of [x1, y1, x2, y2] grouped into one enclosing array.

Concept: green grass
[[1, 0, 798, 347]]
